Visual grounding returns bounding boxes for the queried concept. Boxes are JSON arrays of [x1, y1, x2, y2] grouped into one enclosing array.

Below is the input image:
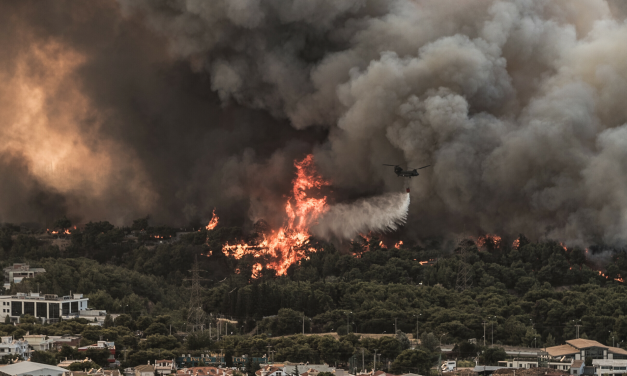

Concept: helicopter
[[383, 164, 431, 178]]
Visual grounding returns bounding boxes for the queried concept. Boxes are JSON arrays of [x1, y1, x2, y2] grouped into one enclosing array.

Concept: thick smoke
[[312, 193, 410, 240], [5, 1, 627, 246]]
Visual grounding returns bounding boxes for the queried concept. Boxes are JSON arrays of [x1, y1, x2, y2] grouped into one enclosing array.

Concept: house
[[0, 292, 90, 324], [256, 367, 283, 376], [177, 367, 229, 376], [50, 335, 81, 350], [23, 334, 53, 351], [571, 360, 584, 375], [134, 365, 154, 376], [154, 360, 175, 376], [546, 339, 627, 361], [0, 336, 29, 360], [3, 264, 46, 288], [0, 361, 67, 376], [78, 341, 117, 367]]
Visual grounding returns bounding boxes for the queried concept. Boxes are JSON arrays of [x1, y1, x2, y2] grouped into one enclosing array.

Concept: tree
[[30, 350, 57, 365], [68, 361, 99, 371], [103, 314, 114, 328], [481, 347, 507, 365], [53, 216, 72, 230], [390, 348, 433, 375], [396, 330, 411, 350], [545, 333, 556, 347]]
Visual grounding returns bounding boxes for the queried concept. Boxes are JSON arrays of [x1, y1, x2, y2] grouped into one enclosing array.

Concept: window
[[11, 301, 22, 316], [49, 303, 59, 319], [37, 302, 47, 318], [573, 370, 578, 374], [71, 301, 78, 313], [62, 302, 69, 315], [24, 302, 34, 316]]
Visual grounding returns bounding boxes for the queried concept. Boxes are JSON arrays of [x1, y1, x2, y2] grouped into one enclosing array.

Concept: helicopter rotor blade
[[382, 164, 398, 166], [416, 165, 431, 170]]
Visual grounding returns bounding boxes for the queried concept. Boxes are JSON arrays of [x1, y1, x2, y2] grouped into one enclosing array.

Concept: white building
[[154, 360, 175, 375], [592, 359, 627, 376], [0, 361, 67, 376], [23, 334, 54, 351], [0, 336, 30, 360], [0, 292, 89, 323]]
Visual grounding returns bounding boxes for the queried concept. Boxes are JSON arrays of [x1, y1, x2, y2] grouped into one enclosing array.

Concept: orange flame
[[206, 209, 219, 231], [222, 154, 330, 276], [379, 241, 387, 249], [560, 242, 567, 251], [477, 234, 502, 248], [512, 239, 520, 249], [394, 241, 403, 249]]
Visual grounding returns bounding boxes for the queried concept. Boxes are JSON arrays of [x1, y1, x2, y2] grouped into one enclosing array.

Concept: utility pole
[[482, 321, 487, 347], [361, 348, 365, 373], [395, 318, 397, 334], [575, 325, 581, 339], [374, 348, 378, 371], [303, 316, 305, 335]]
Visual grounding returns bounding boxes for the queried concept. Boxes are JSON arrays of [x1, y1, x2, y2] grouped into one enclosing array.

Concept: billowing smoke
[[312, 193, 410, 240], [4, 1, 627, 246]]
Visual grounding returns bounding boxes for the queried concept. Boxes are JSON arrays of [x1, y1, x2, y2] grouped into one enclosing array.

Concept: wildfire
[[512, 239, 520, 248], [379, 241, 387, 249], [477, 234, 502, 248], [206, 209, 219, 231], [222, 154, 330, 276], [395, 241, 403, 249], [48, 229, 70, 235], [615, 274, 625, 283], [560, 242, 567, 251]]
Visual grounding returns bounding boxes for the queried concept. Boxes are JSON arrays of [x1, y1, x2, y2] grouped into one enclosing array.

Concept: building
[[0, 292, 89, 323], [49, 335, 81, 350], [177, 367, 229, 376], [0, 336, 30, 360], [78, 309, 109, 326], [23, 334, 53, 351], [546, 339, 627, 361], [591, 359, 627, 376], [256, 367, 283, 376], [78, 341, 117, 367], [154, 360, 175, 376], [3, 264, 46, 288], [0, 361, 67, 376], [134, 365, 155, 376]]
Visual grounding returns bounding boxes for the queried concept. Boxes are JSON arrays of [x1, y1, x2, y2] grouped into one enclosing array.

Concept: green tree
[[68, 361, 99, 371], [390, 348, 433, 375], [481, 347, 507, 365], [53, 216, 72, 230]]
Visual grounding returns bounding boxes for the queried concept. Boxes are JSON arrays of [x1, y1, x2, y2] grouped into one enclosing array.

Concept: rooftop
[[0, 361, 68, 375]]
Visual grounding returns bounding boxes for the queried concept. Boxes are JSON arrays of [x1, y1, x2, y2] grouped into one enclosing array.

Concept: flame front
[[222, 154, 330, 276], [206, 209, 219, 231]]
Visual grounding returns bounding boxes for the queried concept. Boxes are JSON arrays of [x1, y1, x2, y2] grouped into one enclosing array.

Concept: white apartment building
[[0, 292, 89, 323], [23, 334, 53, 351], [0, 336, 30, 360]]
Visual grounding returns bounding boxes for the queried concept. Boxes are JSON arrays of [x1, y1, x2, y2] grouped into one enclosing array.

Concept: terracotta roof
[[609, 346, 627, 356], [571, 360, 583, 368], [546, 344, 579, 357], [135, 365, 155, 373], [566, 339, 607, 350]]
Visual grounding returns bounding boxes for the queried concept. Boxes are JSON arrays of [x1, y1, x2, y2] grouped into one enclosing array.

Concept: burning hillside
[[221, 155, 330, 276]]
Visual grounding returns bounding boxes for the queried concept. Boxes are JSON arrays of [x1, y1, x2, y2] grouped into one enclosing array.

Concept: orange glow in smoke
[[395, 241, 403, 249], [477, 234, 502, 248], [560, 242, 567, 251], [221, 155, 330, 276], [379, 241, 387, 249], [206, 209, 219, 231], [512, 239, 520, 249]]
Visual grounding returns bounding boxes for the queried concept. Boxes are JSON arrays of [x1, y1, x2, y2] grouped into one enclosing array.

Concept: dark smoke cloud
[[4, 0, 627, 247]]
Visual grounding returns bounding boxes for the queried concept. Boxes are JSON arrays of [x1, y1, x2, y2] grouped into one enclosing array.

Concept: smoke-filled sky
[[3, 0, 627, 246]]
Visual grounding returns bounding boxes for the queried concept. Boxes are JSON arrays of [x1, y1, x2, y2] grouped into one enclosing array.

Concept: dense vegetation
[[2, 220, 627, 372]]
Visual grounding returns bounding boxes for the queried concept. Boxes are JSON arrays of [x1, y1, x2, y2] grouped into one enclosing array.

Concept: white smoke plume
[[311, 192, 410, 240]]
